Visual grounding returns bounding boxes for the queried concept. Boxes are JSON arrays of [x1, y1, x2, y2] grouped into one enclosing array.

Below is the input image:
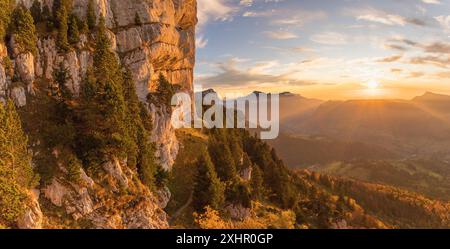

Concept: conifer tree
[[56, 6, 70, 52], [250, 164, 264, 200], [193, 153, 225, 212], [208, 138, 237, 182], [10, 5, 37, 54], [155, 74, 177, 106], [0, 0, 14, 39], [0, 100, 36, 188], [52, 0, 73, 19], [42, 4, 54, 31], [87, 0, 96, 31], [68, 14, 80, 44], [53, 62, 72, 100], [77, 18, 131, 167], [123, 69, 160, 189], [30, 0, 42, 23], [0, 100, 37, 226]]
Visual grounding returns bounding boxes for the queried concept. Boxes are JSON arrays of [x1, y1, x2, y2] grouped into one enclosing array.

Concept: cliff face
[[0, 0, 197, 228]]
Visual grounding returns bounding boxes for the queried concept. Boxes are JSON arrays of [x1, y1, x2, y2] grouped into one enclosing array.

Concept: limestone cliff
[[0, 0, 197, 228]]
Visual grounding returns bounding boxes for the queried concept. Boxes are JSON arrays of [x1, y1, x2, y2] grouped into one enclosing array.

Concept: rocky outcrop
[[149, 103, 179, 170], [43, 157, 169, 229], [10, 86, 27, 107], [17, 190, 43, 229], [6, 0, 196, 168], [15, 53, 35, 85]]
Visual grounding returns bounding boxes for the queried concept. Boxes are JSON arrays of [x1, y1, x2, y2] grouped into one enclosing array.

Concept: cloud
[[197, 0, 235, 29], [410, 55, 450, 68], [422, 42, 450, 53], [311, 32, 348, 45], [376, 55, 403, 63], [422, 0, 441, 4], [348, 7, 427, 26], [391, 68, 403, 73], [384, 43, 408, 51], [264, 46, 316, 53], [196, 35, 209, 49], [271, 10, 327, 27], [243, 10, 275, 17], [197, 58, 314, 88], [384, 38, 450, 68], [434, 71, 450, 78], [263, 30, 298, 40], [435, 15, 450, 31], [408, 71, 425, 78]]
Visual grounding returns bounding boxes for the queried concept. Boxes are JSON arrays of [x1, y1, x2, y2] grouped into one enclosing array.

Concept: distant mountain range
[[276, 92, 450, 157]]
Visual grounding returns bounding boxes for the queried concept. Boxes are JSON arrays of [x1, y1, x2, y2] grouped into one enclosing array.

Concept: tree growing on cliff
[[122, 68, 158, 189], [77, 18, 133, 171], [193, 153, 225, 213], [56, 6, 70, 52], [208, 137, 237, 182], [10, 4, 37, 54], [30, 0, 42, 23], [68, 14, 80, 44], [87, 0, 96, 31], [0, 100, 37, 188], [42, 4, 54, 31], [0, 0, 14, 39], [0, 100, 38, 226], [154, 74, 178, 107], [52, 62, 72, 100], [52, 0, 73, 19]]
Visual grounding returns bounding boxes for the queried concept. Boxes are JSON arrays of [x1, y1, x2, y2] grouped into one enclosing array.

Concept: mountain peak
[[413, 92, 450, 102]]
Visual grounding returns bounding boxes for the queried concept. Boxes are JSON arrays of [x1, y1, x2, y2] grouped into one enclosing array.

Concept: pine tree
[[10, 4, 37, 54], [250, 164, 264, 200], [53, 62, 72, 100], [30, 0, 42, 23], [155, 74, 177, 106], [208, 138, 237, 182], [87, 0, 96, 31], [0, 100, 36, 188], [56, 6, 70, 52], [42, 4, 54, 31], [0, 99, 39, 226], [77, 18, 131, 167], [226, 180, 252, 208], [122, 68, 158, 189], [0, 0, 14, 39], [52, 0, 73, 20], [68, 14, 80, 44], [193, 153, 225, 212]]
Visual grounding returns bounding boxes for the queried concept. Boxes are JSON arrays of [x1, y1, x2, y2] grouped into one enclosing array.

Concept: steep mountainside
[[0, 0, 196, 228]]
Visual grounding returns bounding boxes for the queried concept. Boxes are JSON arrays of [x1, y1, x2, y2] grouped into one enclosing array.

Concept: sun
[[367, 80, 380, 90]]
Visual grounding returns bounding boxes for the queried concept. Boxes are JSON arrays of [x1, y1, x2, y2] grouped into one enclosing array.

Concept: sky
[[194, 0, 450, 100]]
